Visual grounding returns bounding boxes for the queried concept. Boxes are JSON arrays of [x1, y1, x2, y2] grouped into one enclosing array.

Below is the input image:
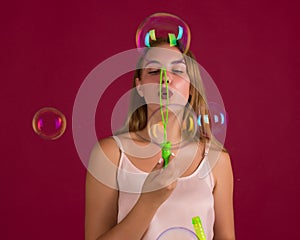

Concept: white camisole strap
[[112, 135, 124, 152]]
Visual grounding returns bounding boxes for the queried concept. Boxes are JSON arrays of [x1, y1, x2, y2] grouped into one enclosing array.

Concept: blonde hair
[[117, 38, 218, 145]]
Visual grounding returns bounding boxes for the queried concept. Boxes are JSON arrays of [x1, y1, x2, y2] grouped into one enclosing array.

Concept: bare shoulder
[[87, 136, 122, 190], [213, 150, 231, 169], [211, 150, 235, 239], [211, 150, 234, 185], [91, 136, 121, 166], [85, 137, 120, 240]]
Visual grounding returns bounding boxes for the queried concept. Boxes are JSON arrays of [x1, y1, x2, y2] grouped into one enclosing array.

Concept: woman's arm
[[85, 171, 118, 240], [85, 138, 177, 240], [212, 151, 235, 240], [85, 171, 163, 240]]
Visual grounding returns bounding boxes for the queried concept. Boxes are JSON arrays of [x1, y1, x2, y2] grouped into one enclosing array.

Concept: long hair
[[120, 38, 226, 151]]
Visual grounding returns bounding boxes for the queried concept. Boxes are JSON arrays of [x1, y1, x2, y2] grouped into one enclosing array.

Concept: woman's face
[[136, 44, 191, 111]]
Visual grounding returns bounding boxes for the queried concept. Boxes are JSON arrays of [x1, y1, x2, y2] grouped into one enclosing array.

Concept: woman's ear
[[135, 78, 144, 97]]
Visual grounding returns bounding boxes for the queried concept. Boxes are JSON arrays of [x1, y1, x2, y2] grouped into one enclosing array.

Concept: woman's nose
[[161, 71, 172, 84], [161, 78, 169, 84]]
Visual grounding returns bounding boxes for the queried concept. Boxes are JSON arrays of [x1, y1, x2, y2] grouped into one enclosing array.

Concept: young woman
[[85, 37, 235, 240]]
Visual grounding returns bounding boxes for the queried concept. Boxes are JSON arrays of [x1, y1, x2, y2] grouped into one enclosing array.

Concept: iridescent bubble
[[148, 104, 198, 147], [32, 107, 66, 140], [136, 13, 191, 54], [197, 102, 228, 140], [73, 48, 227, 190], [157, 227, 198, 240]]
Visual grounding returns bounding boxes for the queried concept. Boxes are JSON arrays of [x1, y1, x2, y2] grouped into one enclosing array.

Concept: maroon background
[[1, 0, 299, 239]]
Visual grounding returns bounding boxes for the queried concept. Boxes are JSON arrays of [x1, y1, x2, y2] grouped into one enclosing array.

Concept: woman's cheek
[[175, 80, 190, 98], [143, 84, 160, 104]]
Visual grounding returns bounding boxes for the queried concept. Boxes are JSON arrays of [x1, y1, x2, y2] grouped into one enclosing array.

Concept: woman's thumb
[[152, 158, 164, 171]]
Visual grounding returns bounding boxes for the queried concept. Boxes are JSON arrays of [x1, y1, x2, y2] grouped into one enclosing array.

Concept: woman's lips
[[158, 88, 173, 99]]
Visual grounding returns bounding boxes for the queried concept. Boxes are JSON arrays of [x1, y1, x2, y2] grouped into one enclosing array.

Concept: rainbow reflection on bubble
[[32, 107, 66, 140], [196, 102, 228, 142], [136, 13, 191, 54]]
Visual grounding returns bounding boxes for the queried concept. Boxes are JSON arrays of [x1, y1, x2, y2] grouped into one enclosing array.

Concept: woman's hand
[[139, 155, 178, 210]]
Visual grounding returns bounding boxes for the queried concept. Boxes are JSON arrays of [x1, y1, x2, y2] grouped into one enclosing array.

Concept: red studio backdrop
[[1, 0, 299, 239]]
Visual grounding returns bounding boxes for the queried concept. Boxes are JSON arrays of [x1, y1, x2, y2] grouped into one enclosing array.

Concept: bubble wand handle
[[192, 216, 207, 240], [160, 68, 171, 168], [161, 141, 171, 167]]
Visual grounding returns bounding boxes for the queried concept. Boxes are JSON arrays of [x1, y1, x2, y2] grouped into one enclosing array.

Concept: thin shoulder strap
[[112, 135, 124, 152], [204, 141, 210, 156], [197, 141, 212, 179]]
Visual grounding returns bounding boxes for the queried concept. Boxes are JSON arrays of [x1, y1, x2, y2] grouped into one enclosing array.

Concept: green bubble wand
[[192, 216, 207, 240], [160, 68, 172, 168]]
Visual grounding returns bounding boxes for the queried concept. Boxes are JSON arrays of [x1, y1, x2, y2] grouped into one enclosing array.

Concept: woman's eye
[[172, 69, 184, 74], [148, 69, 160, 75]]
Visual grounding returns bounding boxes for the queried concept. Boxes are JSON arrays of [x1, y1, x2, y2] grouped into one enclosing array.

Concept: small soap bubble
[[148, 104, 197, 146], [32, 107, 66, 140], [136, 13, 191, 54], [157, 226, 198, 240]]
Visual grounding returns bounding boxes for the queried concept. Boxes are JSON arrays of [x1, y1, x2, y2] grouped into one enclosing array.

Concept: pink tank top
[[113, 136, 215, 240]]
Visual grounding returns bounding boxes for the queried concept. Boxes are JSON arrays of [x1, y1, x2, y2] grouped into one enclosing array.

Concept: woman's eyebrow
[[170, 59, 186, 65], [144, 60, 161, 67], [143, 58, 185, 68]]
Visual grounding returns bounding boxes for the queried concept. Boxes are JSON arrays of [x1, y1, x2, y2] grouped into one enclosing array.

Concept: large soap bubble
[[136, 13, 191, 54], [73, 47, 227, 192]]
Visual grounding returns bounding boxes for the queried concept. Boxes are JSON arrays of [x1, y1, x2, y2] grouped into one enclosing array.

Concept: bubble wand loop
[[160, 68, 171, 168]]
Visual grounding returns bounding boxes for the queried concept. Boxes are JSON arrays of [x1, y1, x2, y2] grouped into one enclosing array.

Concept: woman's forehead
[[142, 46, 185, 67]]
